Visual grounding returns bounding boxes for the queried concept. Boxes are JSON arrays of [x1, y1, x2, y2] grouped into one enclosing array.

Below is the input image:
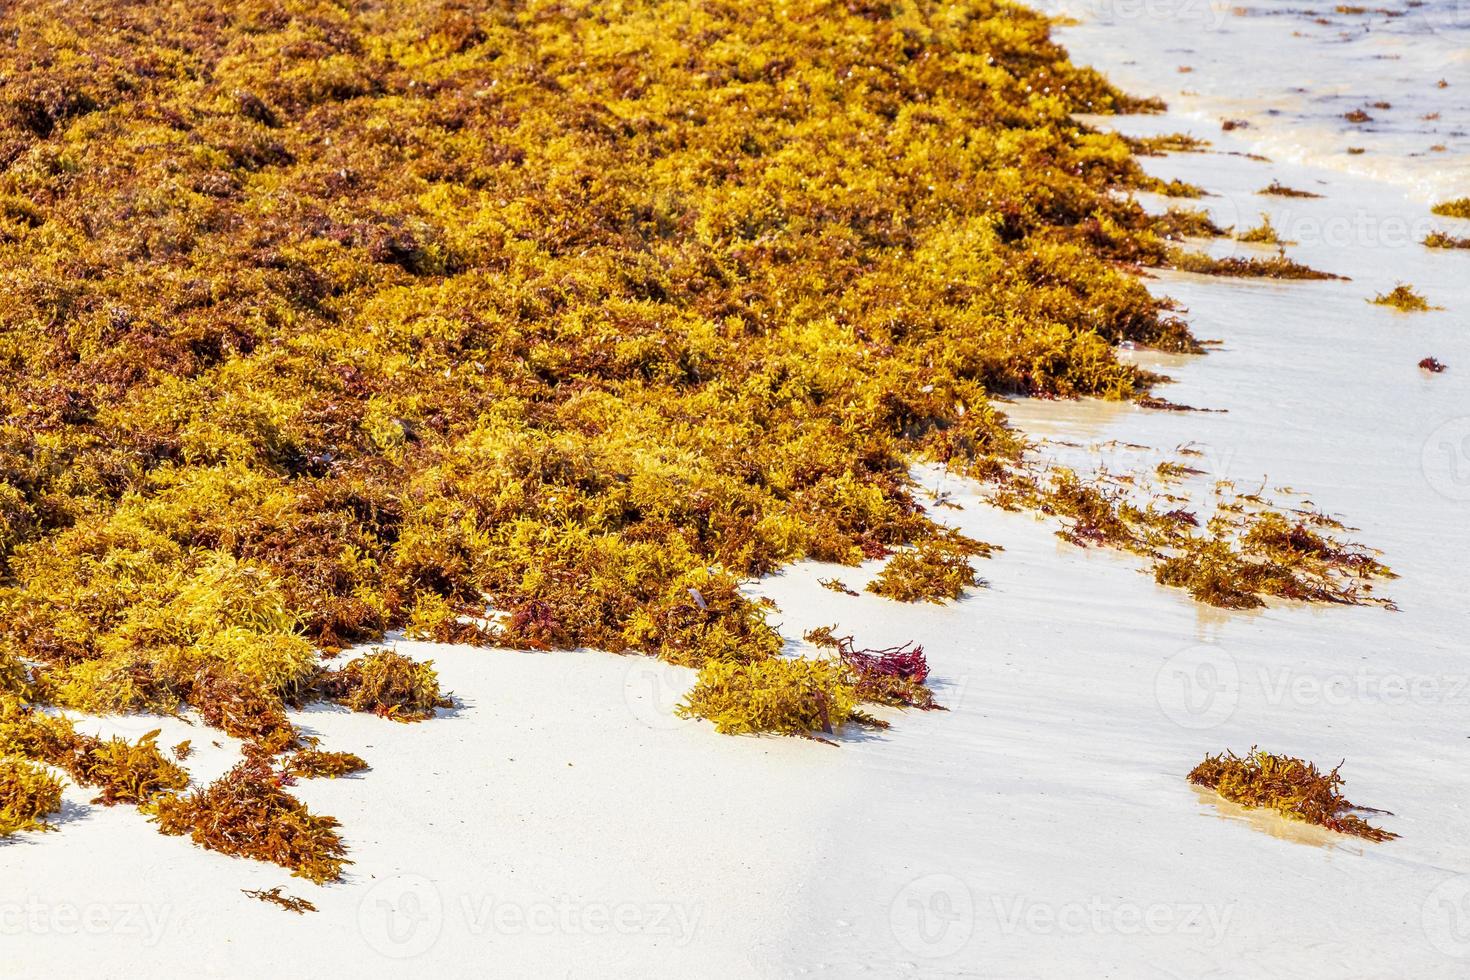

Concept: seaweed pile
[[0, 0, 1388, 878], [1189, 748, 1396, 842]]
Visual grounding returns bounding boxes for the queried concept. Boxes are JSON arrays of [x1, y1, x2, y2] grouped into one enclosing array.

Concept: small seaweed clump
[[316, 651, 451, 722], [1422, 232, 1470, 249], [1236, 215, 1290, 245], [1152, 207, 1228, 240], [0, 758, 64, 835], [66, 729, 190, 806], [243, 886, 317, 914], [677, 658, 862, 738], [1370, 284, 1436, 312], [1419, 357, 1448, 374], [1259, 181, 1322, 198], [866, 535, 993, 604], [149, 756, 349, 883], [805, 626, 938, 710], [282, 749, 369, 779], [1188, 748, 1396, 841], [1165, 249, 1341, 280], [1430, 198, 1470, 219]]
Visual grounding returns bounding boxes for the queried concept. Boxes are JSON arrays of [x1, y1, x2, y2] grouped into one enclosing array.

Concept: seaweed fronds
[[1259, 180, 1323, 199], [1236, 214, 1291, 245], [1423, 232, 1470, 249], [1430, 198, 1470, 219], [0, 758, 64, 836], [149, 756, 349, 883], [282, 749, 369, 779], [818, 578, 859, 597], [1125, 133, 1210, 156], [866, 535, 991, 604], [805, 626, 938, 710], [677, 658, 861, 738], [1188, 748, 1396, 841], [1153, 206, 1228, 240], [1165, 248, 1342, 280], [1369, 284, 1438, 312], [66, 729, 190, 806], [316, 650, 451, 722], [1419, 357, 1447, 374], [1149, 178, 1207, 199], [243, 886, 317, 914]]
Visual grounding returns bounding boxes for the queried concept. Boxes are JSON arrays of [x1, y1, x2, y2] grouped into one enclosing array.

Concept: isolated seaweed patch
[[1430, 198, 1470, 218], [316, 650, 451, 722], [1189, 748, 1396, 841], [149, 756, 349, 883]]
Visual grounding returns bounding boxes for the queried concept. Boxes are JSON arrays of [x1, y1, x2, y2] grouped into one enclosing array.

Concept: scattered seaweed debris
[[1423, 232, 1470, 248], [172, 740, 193, 762], [1419, 357, 1448, 374], [1165, 248, 1342, 280], [1344, 108, 1373, 124], [1188, 748, 1397, 842], [149, 756, 349, 884], [0, 758, 64, 836], [866, 535, 994, 604], [1222, 118, 1251, 131], [282, 749, 369, 779], [243, 886, 317, 915], [818, 578, 859, 597], [315, 651, 452, 722], [805, 626, 939, 710], [1236, 214, 1292, 245], [1259, 180, 1324, 198], [1430, 198, 1470, 218], [991, 469, 1395, 609], [1369, 284, 1438, 312]]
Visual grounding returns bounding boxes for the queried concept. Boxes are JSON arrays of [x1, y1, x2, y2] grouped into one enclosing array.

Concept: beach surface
[[5, 4, 1470, 977]]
